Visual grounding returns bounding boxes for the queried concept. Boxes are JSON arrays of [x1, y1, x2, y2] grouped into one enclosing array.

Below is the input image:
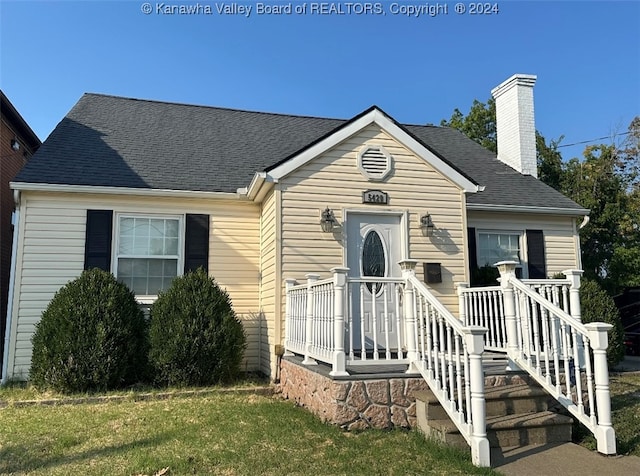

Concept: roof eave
[[244, 172, 276, 202], [1, 91, 42, 150], [10, 182, 248, 201], [466, 202, 590, 216]]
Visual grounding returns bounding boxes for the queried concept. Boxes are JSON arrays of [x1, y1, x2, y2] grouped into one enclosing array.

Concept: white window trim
[[476, 229, 529, 278], [112, 212, 184, 302]]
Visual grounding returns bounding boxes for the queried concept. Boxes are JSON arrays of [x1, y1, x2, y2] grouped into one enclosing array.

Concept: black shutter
[[467, 227, 478, 278], [184, 214, 209, 273], [84, 210, 113, 271], [526, 229, 546, 279]]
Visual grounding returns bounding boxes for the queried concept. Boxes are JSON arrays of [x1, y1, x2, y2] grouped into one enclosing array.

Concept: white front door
[[346, 213, 403, 352]]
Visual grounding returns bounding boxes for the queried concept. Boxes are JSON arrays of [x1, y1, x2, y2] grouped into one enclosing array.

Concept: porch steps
[[414, 377, 573, 456]]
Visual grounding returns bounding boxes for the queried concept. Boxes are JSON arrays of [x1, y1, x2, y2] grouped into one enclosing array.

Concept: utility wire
[[557, 131, 630, 148]]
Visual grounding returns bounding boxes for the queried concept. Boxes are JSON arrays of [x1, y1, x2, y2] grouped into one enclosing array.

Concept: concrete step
[[418, 411, 573, 449], [484, 383, 551, 416], [414, 382, 553, 420], [414, 378, 573, 452]]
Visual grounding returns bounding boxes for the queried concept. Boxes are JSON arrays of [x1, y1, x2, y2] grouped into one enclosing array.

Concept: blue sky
[[1, 0, 639, 161]]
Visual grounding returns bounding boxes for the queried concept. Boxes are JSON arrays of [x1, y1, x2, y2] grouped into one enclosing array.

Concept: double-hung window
[[477, 231, 524, 277], [115, 215, 182, 296]]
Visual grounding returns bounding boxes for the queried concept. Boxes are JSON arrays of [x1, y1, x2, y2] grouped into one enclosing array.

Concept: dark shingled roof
[[15, 93, 585, 212]]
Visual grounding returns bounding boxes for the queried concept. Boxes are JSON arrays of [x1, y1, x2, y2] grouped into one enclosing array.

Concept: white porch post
[[457, 283, 469, 326], [303, 273, 320, 366], [284, 278, 298, 357], [496, 261, 520, 371], [563, 269, 583, 321], [463, 326, 490, 467], [585, 322, 616, 455], [564, 269, 585, 367], [330, 267, 349, 376], [399, 259, 419, 374]]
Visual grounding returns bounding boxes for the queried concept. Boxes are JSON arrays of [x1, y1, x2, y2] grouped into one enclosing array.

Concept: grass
[[0, 383, 499, 476], [575, 372, 640, 456]]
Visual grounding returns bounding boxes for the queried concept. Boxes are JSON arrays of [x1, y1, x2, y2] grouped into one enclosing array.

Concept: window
[[115, 215, 182, 295], [478, 231, 523, 272], [362, 230, 386, 294]]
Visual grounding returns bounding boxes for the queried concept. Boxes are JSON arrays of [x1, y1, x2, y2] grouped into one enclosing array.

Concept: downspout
[[575, 215, 590, 271], [1, 190, 20, 384], [579, 215, 590, 229]]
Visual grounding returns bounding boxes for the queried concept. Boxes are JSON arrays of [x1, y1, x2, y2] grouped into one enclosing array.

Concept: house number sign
[[362, 189, 389, 205]]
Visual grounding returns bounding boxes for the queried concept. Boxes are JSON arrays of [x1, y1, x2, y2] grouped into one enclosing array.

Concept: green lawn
[[2, 373, 637, 475], [0, 385, 498, 476]]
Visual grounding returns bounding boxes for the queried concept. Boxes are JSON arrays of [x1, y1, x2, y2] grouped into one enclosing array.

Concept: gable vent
[[358, 144, 392, 181]]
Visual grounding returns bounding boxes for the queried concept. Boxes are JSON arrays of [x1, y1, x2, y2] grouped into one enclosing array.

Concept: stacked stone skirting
[[278, 358, 428, 430]]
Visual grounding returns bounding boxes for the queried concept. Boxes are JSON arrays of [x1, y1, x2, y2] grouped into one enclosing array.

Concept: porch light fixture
[[420, 213, 435, 237], [320, 207, 337, 233]]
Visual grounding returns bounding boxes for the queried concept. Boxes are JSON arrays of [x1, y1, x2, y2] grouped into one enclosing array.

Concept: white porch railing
[[284, 261, 491, 466], [284, 269, 408, 375], [284, 260, 616, 464], [458, 275, 576, 351], [404, 264, 490, 467], [495, 261, 616, 455], [458, 284, 505, 351]]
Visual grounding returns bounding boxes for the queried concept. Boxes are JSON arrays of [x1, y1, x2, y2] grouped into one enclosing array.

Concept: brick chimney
[[491, 74, 538, 177]]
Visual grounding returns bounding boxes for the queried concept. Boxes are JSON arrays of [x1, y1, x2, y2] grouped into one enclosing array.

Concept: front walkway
[[492, 442, 640, 476]]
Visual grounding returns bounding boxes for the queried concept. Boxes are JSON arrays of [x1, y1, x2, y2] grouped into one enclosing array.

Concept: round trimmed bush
[[30, 269, 148, 393], [580, 279, 625, 368], [148, 268, 246, 386]]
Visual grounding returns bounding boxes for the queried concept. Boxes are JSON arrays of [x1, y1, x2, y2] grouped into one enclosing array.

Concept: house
[[0, 91, 41, 368], [1, 75, 618, 465]]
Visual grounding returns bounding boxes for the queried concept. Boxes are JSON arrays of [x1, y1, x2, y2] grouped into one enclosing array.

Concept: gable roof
[[13, 93, 586, 213], [265, 105, 479, 193]]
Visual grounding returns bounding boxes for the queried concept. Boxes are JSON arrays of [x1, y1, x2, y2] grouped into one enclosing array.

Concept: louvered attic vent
[[358, 144, 392, 181]]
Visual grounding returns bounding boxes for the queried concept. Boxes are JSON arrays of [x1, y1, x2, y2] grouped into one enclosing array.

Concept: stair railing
[[400, 260, 490, 467], [495, 261, 616, 455]]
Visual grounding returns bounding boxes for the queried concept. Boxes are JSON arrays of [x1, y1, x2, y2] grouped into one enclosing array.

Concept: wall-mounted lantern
[[320, 207, 338, 233], [420, 213, 435, 237]]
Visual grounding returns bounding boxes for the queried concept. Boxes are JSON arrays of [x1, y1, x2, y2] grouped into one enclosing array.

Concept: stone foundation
[[277, 358, 428, 430]]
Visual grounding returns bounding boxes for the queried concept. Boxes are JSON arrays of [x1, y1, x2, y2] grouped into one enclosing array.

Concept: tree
[[440, 98, 497, 153], [562, 118, 640, 291], [439, 97, 563, 189]]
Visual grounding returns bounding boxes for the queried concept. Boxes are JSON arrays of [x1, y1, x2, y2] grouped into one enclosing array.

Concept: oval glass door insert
[[362, 230, 386, 293]]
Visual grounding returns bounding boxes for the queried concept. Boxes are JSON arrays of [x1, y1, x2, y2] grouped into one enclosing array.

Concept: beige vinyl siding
[[6, 191, 261, 380], [467, 211, 580, 276], [277, 124, 466, 339], [259, 189, 277, 376]]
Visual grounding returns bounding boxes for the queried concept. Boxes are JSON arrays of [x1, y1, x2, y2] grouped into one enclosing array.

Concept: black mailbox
[[424, 262, 442, 284]]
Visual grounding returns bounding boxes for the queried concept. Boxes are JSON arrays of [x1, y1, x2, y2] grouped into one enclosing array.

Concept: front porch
[[282, 260, 617, 467]]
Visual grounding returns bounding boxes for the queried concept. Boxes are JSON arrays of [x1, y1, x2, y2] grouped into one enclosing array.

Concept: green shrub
[[149, 268, 246, 386], [30, 269, 148, 393], [471, 264, 500, 287], [580, 279, 625, 367]]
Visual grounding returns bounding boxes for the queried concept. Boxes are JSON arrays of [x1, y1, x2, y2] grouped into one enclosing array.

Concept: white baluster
[[303, 274, 320, 366]]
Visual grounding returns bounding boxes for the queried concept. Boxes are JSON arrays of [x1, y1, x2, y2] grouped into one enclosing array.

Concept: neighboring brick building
[[1, 91, 41, 365]]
